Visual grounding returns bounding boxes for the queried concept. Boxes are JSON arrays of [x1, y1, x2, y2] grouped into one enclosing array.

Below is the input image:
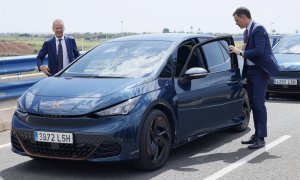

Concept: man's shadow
[[160, 129, 281, 172]]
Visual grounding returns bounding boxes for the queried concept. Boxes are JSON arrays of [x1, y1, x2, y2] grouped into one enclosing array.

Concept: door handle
[[226, 80, 240, 85]]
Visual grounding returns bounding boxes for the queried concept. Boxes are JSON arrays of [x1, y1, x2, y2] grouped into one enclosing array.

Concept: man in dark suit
[[37, 19, 80, 76], [228, 7, 279, 149]]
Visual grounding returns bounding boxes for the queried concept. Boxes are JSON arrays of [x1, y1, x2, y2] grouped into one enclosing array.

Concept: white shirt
[[55, 36, 70, 68]]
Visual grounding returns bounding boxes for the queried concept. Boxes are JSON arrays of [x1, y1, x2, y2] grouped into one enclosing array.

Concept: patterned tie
[[57, 39, 63, 71], [243, 29, 249, 43]]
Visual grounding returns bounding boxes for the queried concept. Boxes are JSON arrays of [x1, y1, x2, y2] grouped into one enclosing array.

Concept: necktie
[[243, 29, 249, 43], [57, 39, 63, 71]]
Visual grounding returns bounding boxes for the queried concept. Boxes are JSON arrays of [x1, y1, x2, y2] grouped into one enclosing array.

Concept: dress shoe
[[241, 135, 256, 144], [248, 138, 265, 149]]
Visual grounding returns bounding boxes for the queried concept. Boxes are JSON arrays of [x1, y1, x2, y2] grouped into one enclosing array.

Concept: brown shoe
[[241, 135, 256, 144]]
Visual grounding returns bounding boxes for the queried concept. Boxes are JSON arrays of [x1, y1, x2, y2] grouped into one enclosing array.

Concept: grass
[[0, 36, 101, 57]]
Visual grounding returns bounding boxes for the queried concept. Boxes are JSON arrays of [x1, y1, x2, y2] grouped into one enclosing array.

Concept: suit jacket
[[243, 22, 280, 77], [37, 35, 80, 76]]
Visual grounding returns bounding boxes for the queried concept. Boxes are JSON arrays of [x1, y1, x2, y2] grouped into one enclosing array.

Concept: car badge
[[52, 102, 62, 108]]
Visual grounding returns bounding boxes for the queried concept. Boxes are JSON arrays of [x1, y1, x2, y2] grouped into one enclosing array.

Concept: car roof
[[107, 33, 214, 42]]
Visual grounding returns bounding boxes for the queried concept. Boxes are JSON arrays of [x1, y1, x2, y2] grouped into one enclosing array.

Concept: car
[[11, 33, 250, 171], [267, 34, 300, 96]]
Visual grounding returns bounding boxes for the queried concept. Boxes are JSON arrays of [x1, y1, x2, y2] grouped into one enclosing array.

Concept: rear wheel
[[231, 89, 251, 132], [134, 109, 172, 171]]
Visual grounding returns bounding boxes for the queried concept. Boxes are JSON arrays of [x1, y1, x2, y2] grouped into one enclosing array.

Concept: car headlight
[[17, 100, 26, 113], [15, 100, 28, 122], [95, 96, 141, 116]]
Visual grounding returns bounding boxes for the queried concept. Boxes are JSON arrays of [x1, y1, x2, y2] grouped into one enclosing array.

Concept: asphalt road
[[0, 94, 300, 180]]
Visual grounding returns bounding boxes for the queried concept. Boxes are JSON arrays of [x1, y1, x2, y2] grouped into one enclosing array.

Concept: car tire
[[231, 89, 251, 132], [134, 109, 172, 171]]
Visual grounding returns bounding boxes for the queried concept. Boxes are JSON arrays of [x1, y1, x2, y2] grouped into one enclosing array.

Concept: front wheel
[[231, 89, 251, 132], [134, 109, 172, 171]]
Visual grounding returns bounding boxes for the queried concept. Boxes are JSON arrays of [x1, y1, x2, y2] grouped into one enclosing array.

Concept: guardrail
[[0, 55, 48, 75], [0, 55, 48, 100]]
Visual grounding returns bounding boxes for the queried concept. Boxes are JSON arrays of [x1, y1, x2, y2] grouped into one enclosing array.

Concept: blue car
[[11, 33, 250, 170], [268, 34, 300, 95]]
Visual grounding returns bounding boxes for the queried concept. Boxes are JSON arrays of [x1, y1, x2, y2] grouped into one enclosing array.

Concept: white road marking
[[0, 143, 11, 149], [204, 135, 292, 180], [0, 107, 16, 111]]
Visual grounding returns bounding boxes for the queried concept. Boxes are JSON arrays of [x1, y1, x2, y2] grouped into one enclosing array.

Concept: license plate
[[273, 79, 297, 85], [34, 131, 73, 144]]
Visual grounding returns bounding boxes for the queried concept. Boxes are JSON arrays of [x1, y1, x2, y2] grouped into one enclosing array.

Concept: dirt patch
[[0, 41, 35, 56]]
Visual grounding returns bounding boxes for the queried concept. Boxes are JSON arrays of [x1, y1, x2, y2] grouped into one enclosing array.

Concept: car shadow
[[0, 128, 281, 180]]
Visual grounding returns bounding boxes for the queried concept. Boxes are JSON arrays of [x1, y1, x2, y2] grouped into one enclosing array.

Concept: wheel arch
[[138, 100, 178, 148]]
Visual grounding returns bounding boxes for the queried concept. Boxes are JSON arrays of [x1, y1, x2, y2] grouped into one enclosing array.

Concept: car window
[[159, 57, 173, 78], [175, 45, 192, 77], [63, 40, 172, 78], [202, 41, 228, 72], [273, 36, 300, 54], [218, 40, 232, 70]]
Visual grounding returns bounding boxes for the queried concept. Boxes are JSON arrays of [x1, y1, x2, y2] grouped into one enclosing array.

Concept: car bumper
[[267, 71, 300, 93], [10, 108, 146, 162]]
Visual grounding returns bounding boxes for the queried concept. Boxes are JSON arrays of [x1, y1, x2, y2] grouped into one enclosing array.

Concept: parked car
[[268, 34, 300, 96], [11, 33, 250, 171]]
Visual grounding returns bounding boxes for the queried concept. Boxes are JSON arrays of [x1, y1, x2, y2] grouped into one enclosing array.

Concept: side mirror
[[180, 67, 208, 84]]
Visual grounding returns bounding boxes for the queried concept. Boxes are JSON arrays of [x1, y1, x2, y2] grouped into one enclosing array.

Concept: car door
[[174, 36, 244, 140]]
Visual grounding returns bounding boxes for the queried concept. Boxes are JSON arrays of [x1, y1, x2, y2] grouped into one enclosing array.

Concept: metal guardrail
[[0, 51, 85, 101], [0, 78, 44, 100], [0, 55, 48, 75], [0, 55, 48, 100]]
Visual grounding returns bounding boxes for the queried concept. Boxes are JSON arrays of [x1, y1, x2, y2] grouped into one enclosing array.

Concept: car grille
[[11, 132, 24, 153], [92, 140, 123, 159], [268, 84, 300, 93], [12, 130, 122, 160]]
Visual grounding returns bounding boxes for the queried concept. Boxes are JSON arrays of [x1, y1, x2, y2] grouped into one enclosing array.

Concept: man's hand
[[228, 45, 241, 55], [39, 66, 51, 76]]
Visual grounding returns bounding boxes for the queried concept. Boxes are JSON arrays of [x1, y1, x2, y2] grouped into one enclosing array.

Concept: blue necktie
[[57, 39, 63, 71]]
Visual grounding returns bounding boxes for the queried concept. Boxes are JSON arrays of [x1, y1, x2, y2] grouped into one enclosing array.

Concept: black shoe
[[241, 135, 256, 144], [248, 138, 265, 149]]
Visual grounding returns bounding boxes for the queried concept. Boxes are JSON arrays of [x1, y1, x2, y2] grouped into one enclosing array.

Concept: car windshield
[[62, 40, 172, 78], [273, 36, 300, 54]]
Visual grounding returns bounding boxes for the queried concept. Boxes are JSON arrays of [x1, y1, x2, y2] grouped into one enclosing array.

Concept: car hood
[[275, 53, 300, 71], [22, 76, 156, 115]]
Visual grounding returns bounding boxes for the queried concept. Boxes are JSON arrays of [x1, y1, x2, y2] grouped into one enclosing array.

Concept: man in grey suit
[[37, 19, 80, 76], [228, 7, 280, 149]]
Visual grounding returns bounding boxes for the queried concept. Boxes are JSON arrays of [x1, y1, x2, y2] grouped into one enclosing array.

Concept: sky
[[1, 0, 300, 34]]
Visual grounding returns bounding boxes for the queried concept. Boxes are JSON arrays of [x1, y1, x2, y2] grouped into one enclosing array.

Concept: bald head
[[52, 19, 65, 38]]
